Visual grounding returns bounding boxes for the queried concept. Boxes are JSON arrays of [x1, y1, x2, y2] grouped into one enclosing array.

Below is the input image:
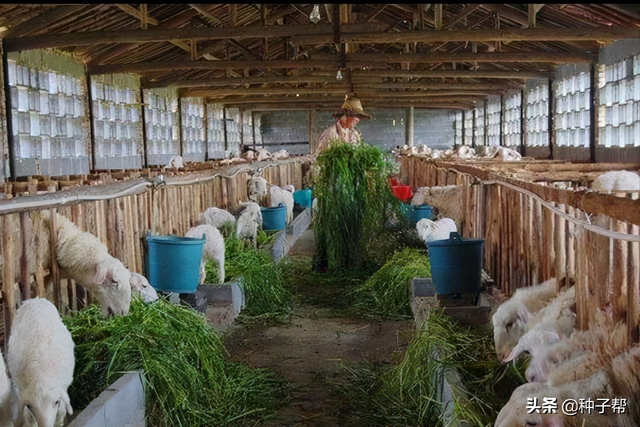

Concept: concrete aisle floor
[[222, 229, 415, 427]]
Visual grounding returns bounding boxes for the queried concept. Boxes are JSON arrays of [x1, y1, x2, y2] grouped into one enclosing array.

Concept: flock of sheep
[[0, 173, 300, 427], [492, 277, 639, 426], [397, 144, 524, 161]]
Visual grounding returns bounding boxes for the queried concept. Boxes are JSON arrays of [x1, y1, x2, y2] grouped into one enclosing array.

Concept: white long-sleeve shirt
[[315, 121, 362, 153]]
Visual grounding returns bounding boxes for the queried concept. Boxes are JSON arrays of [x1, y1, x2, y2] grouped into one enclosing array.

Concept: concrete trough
[[67, 371, 145, 427], [410, 274, 495, 427]]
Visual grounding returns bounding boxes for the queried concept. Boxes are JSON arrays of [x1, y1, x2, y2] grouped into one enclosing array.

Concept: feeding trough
[[146, 231, 205, 293]]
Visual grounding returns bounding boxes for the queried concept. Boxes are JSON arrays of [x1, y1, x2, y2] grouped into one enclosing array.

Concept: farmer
[[314, 93, 371, 154]]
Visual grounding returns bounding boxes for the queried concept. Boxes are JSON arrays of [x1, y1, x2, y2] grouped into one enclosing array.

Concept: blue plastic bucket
[[426, 232, 485, 295], [293, 189, 313, 208], [402, 203, 436, 225], [146, 232, 205, 293], [261, 203, 287, 230], [412, 204, 436, 223]]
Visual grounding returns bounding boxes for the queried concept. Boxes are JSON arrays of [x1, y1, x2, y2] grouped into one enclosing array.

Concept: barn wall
[[0, 158, 313, 345], [401, 156, 640, 345]]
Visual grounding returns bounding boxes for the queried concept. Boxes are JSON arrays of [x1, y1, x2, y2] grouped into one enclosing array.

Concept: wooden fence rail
[[400, 156, 640, 345], [0, 158, 314, 346]]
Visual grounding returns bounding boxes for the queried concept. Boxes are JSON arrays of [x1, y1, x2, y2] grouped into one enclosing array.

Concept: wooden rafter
[[528, 4, 545, 28], [3, 5, 87, 38], [114, 4, 159, 26], [444, 4, 483, 29], [188, 4, 223, 26]]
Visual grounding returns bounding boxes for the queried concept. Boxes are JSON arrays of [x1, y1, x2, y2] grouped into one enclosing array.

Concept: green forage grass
[[64, 298, 287, 427]]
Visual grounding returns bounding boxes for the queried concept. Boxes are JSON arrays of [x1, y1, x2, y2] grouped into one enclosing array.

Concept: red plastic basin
[[392, 185, 412, 201]]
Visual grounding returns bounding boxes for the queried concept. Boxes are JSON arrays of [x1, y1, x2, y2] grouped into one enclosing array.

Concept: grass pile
[[63, 298, 287, 427], [350, 248, 431, 317], [314, 140, 406, 271], [332, 308, 527, 427], [205, 235, 292, 321]]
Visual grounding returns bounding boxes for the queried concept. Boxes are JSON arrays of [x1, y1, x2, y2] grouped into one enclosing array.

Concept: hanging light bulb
[[336, 69, 343, 80], [310, 5, 321, 24]]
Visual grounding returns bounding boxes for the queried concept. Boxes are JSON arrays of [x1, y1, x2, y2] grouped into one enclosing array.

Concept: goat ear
[[94, 265, 108, 285], [502, 343, 524, 363], [22, 403, 36, 424], [517, 306, 532, 324], [61, 390, 73, 415]]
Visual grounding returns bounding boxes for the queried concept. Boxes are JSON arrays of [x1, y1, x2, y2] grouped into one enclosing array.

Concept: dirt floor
[[222, 230, 416, 427]]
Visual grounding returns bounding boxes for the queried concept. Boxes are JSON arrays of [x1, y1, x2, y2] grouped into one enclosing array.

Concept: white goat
[[270, 185, 294, 224], [523, 306, 626, 383], [501, 286, 576, 365], [0, 349, 11, 427], [492, 277, 561, 361], [283, 184, 295, 193], [236, 210, 259, 248], [272, 149, 290, 160], [45, 212, 132, 317], [8, 298, 75, 427], [410, 185, 465, 228], [415, 218, 458, 243], [257, 149, 272, 161], [247, 176, 268, 202], [165, 155, 184, 169], [238, 201, 263, 226], [185, 225, 225, 284], [129, 272, 159, 303], [591, 170, 640, 193], [202, 207, 236, 229]]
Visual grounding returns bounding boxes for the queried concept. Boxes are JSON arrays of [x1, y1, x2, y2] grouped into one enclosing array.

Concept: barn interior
[[0, 4, 639, 427]]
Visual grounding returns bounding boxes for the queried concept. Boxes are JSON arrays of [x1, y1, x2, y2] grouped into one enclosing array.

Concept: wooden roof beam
[[313, 51, 596, 64], [15, 22, 631, 51], [528, 4, 546, 28], [445, 4, 483, 29], [89, 59, 341, 74], [142, 69, 548, 88], [290, 26, 640, 45]]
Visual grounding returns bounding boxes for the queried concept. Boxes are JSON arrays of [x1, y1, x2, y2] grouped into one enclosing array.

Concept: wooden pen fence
[[401, 156, 640, 345], [0, 158, 314, 347]]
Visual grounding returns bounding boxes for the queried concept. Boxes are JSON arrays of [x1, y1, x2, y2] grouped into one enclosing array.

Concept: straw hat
[[333, 93, 371, 120]]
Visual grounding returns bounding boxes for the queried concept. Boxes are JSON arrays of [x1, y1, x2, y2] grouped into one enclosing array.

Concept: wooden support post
[[628, 193, 640, 343], [548, 78, 554, 159], [177, 96, 184, 157], [140, 87, 149, 168], [222, 107, 228, 151], [251, 110, 257, 150], [86, 67, 97, 172], [499, 94, 504, 146], [589, 62, 597, 163], [2, 39, 16, 179], [434, 4, 443, 30], [471, 107, 476, 148], [406, 106, 414, 147], [520, 88, 526, 157]]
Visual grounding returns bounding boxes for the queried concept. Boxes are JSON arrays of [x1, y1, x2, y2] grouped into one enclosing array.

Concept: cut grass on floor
[[330, 308, 527, 427], [205, 235, 292, 323]]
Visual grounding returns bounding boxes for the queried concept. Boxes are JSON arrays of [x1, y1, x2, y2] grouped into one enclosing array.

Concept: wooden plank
[[49, 209, 62, 311], [555, 204, 567, 285], [612, 210, 628, 326], [2, 215, 17, 327], [311, 51, 595, 64], [19, 212, 30, 300]]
